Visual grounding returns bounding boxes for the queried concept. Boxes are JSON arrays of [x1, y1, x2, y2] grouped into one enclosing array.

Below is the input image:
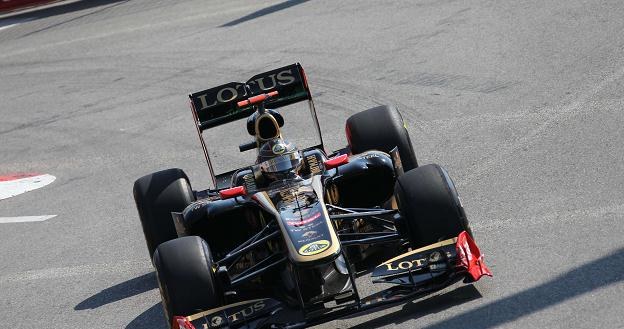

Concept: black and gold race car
[[133, 63, 492, 329]]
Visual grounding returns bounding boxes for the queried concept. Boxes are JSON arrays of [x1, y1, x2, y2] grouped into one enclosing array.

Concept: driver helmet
[[257, 138, 303, 181]]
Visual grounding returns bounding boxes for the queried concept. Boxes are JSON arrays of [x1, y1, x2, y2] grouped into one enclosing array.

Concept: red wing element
[[324, 154, 349, 169], [456, 231, 493, 282], [237, 91, 279, 108], [173, 316, 196, 329], [219, 186, 247, 199]]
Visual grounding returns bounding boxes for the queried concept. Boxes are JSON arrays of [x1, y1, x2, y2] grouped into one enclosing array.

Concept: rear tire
[[394, 164, 471, 248], [154, 236, 221, 325], [346, 105, 418, 170], [133, 168, 195, 260]]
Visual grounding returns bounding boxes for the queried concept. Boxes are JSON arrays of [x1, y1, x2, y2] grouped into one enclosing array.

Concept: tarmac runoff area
[[1, 1, 623, 328]]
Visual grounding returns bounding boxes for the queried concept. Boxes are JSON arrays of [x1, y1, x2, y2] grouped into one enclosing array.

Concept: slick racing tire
[[346, 105, 418, 171], [154, 236, 222, 326], [394, 164, 471, 248], [133, 168, 195, 260]]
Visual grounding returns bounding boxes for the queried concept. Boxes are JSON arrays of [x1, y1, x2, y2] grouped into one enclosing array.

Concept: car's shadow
[[116, 273, 482, 329], [347, 284, 483, 329], [75, 272, 158, 310], [219, 0, 310, 27], [76, 267, 479, 328], [122, 282, 480, 329], [126, 302, 167, 329], [74, 271, 166, 328]]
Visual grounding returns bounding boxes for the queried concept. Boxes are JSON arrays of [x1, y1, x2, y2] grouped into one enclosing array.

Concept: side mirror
[[219, 186, 246, 199], [324, 154, 349, 170]]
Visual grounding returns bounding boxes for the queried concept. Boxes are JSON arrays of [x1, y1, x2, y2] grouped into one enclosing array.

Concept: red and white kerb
[[0, 173, 56, 200]]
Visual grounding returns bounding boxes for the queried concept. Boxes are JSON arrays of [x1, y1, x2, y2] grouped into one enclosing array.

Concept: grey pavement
[[1, 0, 623, 328]]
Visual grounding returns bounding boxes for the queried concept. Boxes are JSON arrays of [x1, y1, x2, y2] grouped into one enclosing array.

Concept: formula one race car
[[133, 63, 491, 329]]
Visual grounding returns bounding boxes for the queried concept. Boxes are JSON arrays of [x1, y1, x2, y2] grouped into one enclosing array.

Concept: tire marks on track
[[312, 76, 428, 126], [471, 202, 624, 231], [0, 261, 152, 283], [457, 63, 624, 187], [397, 71, 519, 94]]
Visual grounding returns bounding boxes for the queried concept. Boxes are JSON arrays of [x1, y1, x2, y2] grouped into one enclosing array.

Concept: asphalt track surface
[[1, 1, 624, 328]]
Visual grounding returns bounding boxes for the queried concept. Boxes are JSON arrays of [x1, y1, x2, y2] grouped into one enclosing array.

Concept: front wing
[[174, 231, 491, 329]]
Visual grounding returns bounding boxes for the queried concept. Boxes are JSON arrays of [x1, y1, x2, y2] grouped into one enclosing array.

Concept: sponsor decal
[[194, 69, 296, 110], [209, 315, 223, 327], [197, 300, 268, 329], [362, 153, 381, 159], [272, 143, 286, 154], [278, 187, 302, 205], [247, 69, 296, 92], [306, 154, 322, 175], [429, 251, 443, 262], [372, 243, 457, 278], [296, 229, 322, 244], [288, 219, 323, 234], [382, 258, 428, 272], [285, 212, 321, 226], [302, 230, 318, 238], [195, 83, 247, 110], [225, 300, 265, 322], [298, 240, 330, 256]]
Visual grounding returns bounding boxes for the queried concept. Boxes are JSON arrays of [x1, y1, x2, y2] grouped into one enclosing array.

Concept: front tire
[[154, 236, 222, 325], [133, 168, 195, 260], [346, 105, 418, 171], [394, 164, 471, 248]]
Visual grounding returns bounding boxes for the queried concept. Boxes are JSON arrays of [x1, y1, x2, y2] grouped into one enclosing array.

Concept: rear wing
[[189, 63, 311, 131], [188, 63, 324, 189]]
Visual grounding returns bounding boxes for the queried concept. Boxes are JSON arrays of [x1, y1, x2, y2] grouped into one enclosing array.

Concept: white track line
[[0, 17, 33, 31], [0, 23, 19, 31], [0, 215, 56, 223]]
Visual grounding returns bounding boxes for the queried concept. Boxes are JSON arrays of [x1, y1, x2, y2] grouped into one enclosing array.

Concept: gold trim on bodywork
[[381, 237, 457, 265], [252, 176, 341, 263], [325, 184, 339, 205], [389, 195, 398, 210], [252, 192, 280, 217], [298, 239, 331, 255], [302, 175, 341, 262], [186, 298, 268, 321], [255, 113, 281, 141]]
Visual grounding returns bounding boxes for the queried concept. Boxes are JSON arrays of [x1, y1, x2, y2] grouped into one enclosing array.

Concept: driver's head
[[257, 138, 303, 181]]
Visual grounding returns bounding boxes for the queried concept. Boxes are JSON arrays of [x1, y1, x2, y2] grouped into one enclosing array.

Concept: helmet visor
[[259, 152, 303, 174]]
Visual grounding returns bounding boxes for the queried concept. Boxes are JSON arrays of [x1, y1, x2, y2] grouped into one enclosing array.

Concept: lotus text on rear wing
[[194, 69, 297, 110]]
